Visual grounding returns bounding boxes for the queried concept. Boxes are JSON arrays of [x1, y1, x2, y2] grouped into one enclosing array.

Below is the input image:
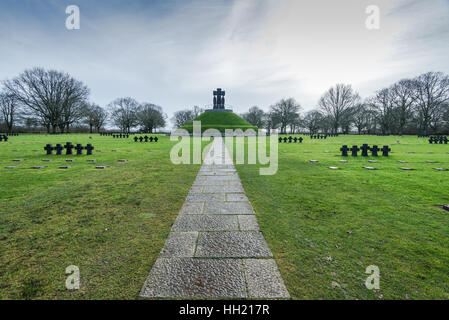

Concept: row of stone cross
[[279, 136, 303, 143], [340, 144, 391, 157], [1, 133, 19, 136], [134, 136, 159, 143], [310, 135, 328, 139], [0, 135, 9, 142], [44, 143, 94, 155], [112, 134, 129, 138], [429, 136, 448, 144], [100, 132, 126, 136]]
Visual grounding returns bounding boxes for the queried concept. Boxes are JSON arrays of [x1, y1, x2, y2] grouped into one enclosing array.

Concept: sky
[[1, 0, 449, 129]]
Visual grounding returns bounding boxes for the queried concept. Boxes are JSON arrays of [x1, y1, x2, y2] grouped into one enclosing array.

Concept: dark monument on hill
[[206, 88, 233, 113]]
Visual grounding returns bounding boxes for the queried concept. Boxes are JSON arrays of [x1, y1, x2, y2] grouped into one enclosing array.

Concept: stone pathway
[[140, 138, 289, 299]]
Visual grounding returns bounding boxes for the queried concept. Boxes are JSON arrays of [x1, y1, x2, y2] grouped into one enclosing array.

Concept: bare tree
[[390, 79, 416, 135], [0, 92, 18, 133], [367, 88, 397, 134], [303, 110, 323, 134], [352, 103, 370, 134], [3, 68, 89, 133], [109, 97, 139, 133], [137, 103, 166, 133], [242, 106, 265, 128], [83, 103, 108, 133], [172, 110, 195, 128], [270, 98, 301, 134], [412, 72, 449, 135], [318, 84, 360, 134], [264, 110, 281, 135], [192, 106, 203, 118]]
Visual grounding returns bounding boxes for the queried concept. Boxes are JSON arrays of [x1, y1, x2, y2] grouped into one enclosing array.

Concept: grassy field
[[1, 133, 449, 300], [234, 134, 449, 299], [0, 133, 204, 299]]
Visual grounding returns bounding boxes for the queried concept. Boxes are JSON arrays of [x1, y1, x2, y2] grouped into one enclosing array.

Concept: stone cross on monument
[[213, 88, 225, 109]]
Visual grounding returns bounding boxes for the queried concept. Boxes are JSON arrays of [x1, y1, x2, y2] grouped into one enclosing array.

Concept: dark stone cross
[[340, 145, 349, 156], [350, 145, 360, 157], [279, 137, 283, 143], [134, 137, 138, 142], [288, 136, 293, 143], [55, 144, 64, 155], [293, 137, 298, 143], [382, 145, 391, 157], [44, 144, 54, 155], [85, 144, 94, 155], [139, 136, 143, 142], [75, 144, 84, 155], [213, 88, 225, 109], [0, 136, 3, 142], [154, 137, 159, 142], [144, 136, 149, 142], [429, 137, 434, 144], [64, 142, 74, 155], [149, 136, 154, 142], [371, 145, 380, 157], [299, 137, 303, 143], [360, 144, 371, 157], [283, 137, 287, 143]]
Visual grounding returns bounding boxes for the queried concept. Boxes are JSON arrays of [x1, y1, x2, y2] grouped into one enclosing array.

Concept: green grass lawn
[[234, 135, 449, 299], [2, 133, 449, 300], [0, 134, 204, 299]]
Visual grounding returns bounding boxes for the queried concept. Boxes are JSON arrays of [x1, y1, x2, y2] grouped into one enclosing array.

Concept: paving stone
[[179, 202, 204, 215], [185, 193, 225, 202], [188, 186, 203, 194], [203, 175, 240, 182], [159, 232, 197, 258], [195, 232, 272, 258], [205, 201, 254, 215], [198, 171, 237, 176], [238, 215, 259, 231], [243, 259, 290, 298], [228, 180, 243, 187], [227, 193, 249, 202], [203, 185, 244, 193], [172, 215, 238, 231], [193, 179, 229, 186], [140, 258, 247, 298]]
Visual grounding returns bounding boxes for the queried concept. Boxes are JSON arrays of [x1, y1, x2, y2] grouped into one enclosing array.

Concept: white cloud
[[0, 0, 448, 127]]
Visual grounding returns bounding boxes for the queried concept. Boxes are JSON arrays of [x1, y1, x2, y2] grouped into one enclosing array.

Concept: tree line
[[0, 67, 167, 134], [242, 71, 449, 135]]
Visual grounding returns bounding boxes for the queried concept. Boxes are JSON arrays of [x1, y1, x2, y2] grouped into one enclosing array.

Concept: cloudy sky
[[1, 0, 448, 128]]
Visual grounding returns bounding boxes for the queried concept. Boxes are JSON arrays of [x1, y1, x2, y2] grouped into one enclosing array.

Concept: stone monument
[[206, 88, 232, 112]]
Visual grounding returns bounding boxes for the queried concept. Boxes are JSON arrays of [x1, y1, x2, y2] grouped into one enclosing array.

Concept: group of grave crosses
[[133, 136, 159, 143], [429, 136, 448, 144], [279, 136, 303, 143], [0, 135, 9, 142], [44, 143, 94, 155], [340, 144, 391, 157]]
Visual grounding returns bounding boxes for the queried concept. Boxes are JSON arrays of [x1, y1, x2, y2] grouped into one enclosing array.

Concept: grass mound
[[181, 111, 258, 133]]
